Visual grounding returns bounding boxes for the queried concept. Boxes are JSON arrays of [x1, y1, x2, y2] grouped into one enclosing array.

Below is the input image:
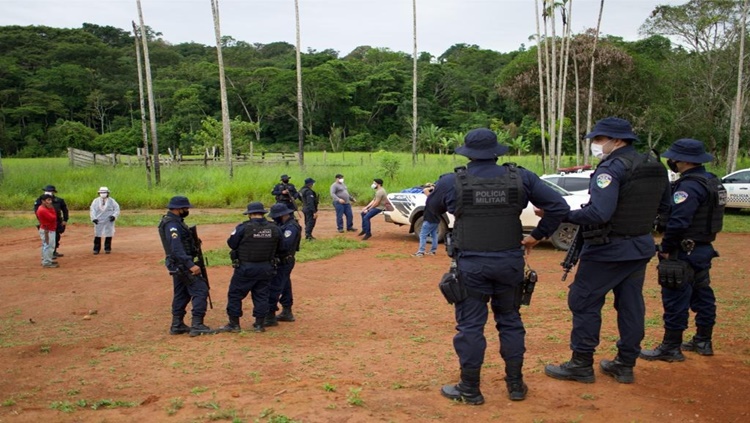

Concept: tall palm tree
[[210, 0, 233, 178], [136, 0, 160, 184]]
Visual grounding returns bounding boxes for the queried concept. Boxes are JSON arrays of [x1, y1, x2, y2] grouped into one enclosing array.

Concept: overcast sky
[[1, 0, 685, 56]]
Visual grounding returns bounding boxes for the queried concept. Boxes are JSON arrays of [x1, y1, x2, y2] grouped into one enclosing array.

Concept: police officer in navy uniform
[[545, 117, 669, 384], [272, 174, 300, 211], [34, 185, 69, 258], [299, 177, 319, 240], [158, 196, 215, 337], [426, 128, 570, 404], [218, 202, 282, 333], [640, 139, 725, 362], [265, 203, 302, 326]]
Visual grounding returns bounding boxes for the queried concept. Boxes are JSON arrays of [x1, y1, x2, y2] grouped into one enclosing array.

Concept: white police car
[[722, 168, 750, 209], [383, 180, 589, 250], [540, 166, 593, 195]]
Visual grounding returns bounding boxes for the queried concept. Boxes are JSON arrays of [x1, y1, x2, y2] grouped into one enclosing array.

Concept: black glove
[[92, 219, 99, 224], [108, 216, 116, 222]]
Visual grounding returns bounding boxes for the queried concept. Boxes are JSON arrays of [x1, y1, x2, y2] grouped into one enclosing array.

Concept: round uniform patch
[[284, 229, 293, 238], [171, 233, 178, 239], [673, 191, 689, 204], [596, 174, 613, 189]]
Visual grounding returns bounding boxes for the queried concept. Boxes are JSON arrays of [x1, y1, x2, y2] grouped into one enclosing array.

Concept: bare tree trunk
[[556, 0, 573, 168], [136, 0, 160, 184], [535, 0, 548, 173], [412, 0, 418, 166], [573, 53, 580, 166], [211, 0, 233, 178], [548, 0, 558, 171], [294, 0, 305, 167], [132, 21, 151, 189], [728, 0, 748, 174], [585, 0, 605, 166]]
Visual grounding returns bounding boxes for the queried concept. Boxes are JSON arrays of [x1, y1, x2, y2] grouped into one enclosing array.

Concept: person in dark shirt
[[33, 184, 69, 258], [272, 174, 299, 211], [299, 177, 319, 240]]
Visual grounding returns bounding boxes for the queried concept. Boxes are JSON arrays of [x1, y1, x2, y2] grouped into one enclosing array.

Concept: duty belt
[[278, 254, 295, 264]]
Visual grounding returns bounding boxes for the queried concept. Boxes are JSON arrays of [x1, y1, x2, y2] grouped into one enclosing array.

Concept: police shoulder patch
[[596, 174, 613, 189], [171, 233, 179, 239], [673, 191, 689, 204], [284, 229, 293, 238]]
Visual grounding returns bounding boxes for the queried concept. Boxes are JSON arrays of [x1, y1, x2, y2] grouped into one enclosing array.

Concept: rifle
[[280, 183, 303, 220], [189, 225, 213, 309], [560, 225, 583, 282]]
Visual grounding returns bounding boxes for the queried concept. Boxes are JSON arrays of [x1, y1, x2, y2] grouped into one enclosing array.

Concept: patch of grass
[[49, 400, 76, 413], [101, 344, 128, 353], [2, 399, 17, 406], [166, 397, 183, 416], [580, 393, 595, 400], [323, 383, 336, 392], [347, 387, 364, 407], [191, 386, 209, 395]]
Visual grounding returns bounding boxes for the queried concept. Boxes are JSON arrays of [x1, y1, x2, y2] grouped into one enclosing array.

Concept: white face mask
[[371, 183, 377, 189], [99, 193, 108, 198], [338, 178, 344, 184], [590, 139, 613, 160], [44, 191, 53, 196]]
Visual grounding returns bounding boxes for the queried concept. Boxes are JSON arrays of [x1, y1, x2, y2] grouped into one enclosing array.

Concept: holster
[[520, 269, 538, 306], [657, 258, 694, 290], [438, 269, 467, 305]]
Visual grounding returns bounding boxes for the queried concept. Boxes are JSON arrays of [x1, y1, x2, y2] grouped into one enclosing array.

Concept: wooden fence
[[67, 147, 298, 167]]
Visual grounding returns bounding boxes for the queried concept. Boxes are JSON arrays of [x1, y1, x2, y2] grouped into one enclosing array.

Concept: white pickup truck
[[383, 180, 589, 250]]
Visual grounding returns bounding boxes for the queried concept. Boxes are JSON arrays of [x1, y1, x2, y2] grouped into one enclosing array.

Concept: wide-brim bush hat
[[280, 174, 290, 180], [243, 201, 268, 215], [167, 196, 193, 209], [269, 203, 294, 218], [42, 185, 57, 192], [304, 177, 316, 185], [454, 128, 509, 159], [585, 117, 638, 141], [662, 138, 713, 163], [98, 186, 110, 193]]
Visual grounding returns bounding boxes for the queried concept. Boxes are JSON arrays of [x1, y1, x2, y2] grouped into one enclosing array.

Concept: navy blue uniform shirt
[[569, 145, 666, 261], [163, 217, 195, 272], [425, 159, 570, 255], [277, 218, 301, 255]]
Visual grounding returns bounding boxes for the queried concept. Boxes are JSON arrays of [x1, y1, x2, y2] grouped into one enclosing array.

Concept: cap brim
[[455, 144, 509, 159]]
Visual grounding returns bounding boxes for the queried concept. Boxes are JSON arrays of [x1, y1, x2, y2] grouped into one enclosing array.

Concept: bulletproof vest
[[679, 173, 726, 242], [583, 151, 667, 243], [157, 213, 195, 258], [236, 220, 281, 262], [300, 186, 319, 207], [453, 164, 524, 252]]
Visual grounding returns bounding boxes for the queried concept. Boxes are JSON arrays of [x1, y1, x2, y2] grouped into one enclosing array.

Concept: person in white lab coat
[[89, 186, 121, 254]]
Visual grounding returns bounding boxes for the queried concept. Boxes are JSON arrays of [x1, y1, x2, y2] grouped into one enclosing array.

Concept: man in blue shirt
[[427, 128, 570, 404]]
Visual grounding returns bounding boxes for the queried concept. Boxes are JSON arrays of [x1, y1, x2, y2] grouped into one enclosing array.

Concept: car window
[[540, 179, 572, 196], [564, 178, 590, 192], [543, 176, 560, 185], [723, 170, 750, 184]]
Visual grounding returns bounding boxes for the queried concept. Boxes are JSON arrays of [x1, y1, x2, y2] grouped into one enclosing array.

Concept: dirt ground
[[1, 209, 749, 423]]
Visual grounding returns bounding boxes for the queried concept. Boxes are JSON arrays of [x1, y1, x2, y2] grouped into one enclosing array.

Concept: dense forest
[[0, 1, 748, 163]]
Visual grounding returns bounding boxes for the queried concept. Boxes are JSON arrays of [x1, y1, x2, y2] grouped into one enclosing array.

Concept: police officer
[[640, 139, 724, 361], [272, 174, 299, 211], [299, 177, 319, 240], [265, 203, 302, 326], [426, 128, 570, 404], [34, 185, 69, 258], [218, 202, 282, 333], [545, 117, 669, 384], [158, 196, 215, 337]]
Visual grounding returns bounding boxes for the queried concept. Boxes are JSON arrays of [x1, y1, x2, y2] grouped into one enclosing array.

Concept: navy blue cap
[[269, 203, 294, 218], [167, 196, 192, 209], [585, 117, 638, 141], [454, 128, 509, 159], [243, 201, 267, 215], [662, 138, 713, 163]]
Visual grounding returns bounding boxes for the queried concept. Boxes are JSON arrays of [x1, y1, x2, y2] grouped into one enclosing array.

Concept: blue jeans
[[417, 220, 439, 253], [333, 202, 354, 231], [360, 208, 382, 235]]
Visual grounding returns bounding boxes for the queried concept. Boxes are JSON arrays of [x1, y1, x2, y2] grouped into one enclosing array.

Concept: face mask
[[179, 209, 190, 218], [281, 179, 289, 184], [667, 159, 679, 173], [590, 139, 613, 160], [338, 178, 344, 183], [371, 183, 377, 189], [44, 191, 53, 196], [99, 193, 108, 198]]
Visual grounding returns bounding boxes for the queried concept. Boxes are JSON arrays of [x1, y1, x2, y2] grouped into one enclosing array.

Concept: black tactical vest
[[679, 173, 726, 242], [282, 219, 302, 254], [608, 151, 668, 236], [236, 220, 281, 262], [453, 164, 524, 252], [158, 213, 195, 258]]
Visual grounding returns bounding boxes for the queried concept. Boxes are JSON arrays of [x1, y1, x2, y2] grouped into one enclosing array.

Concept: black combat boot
[[504, 360, 528, 401], [253, 317, 266, 333], [93, 237, 101, 255], [682, 326, 714, 356], [640, 330, 685, 362], [600, 355, 635, 383], [440, 367, 484, 405], [216, 316, 241, 333], [277, 306, 296, 322], [189, 316, 216, 337], [104, 237, 112, 253], [544, 352, 595, 383], [264, 312, 279, 327], [169, 315, 190, 335]]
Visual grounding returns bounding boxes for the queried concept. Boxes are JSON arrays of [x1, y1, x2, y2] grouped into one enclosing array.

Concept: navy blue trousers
[[453, 255, 526, 369], [568, 258, 649, 364], [268, 261, 295, 312], [226, 263, 275, 319], [171, 273, 209, 318], [660, 246, 717, 330]]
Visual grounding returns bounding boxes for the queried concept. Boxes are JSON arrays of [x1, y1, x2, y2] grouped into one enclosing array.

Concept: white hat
[[98, 186, 110, 193]]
